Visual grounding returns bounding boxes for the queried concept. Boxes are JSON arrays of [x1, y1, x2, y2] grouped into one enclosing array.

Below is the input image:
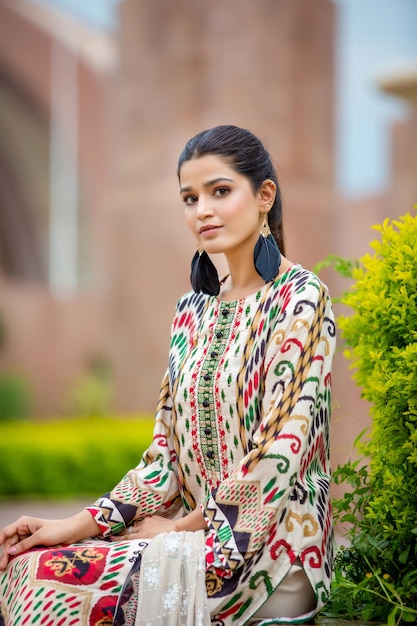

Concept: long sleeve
[[87, 371, 182, 536], [87, 291, 209, 537], [201, 277, 336, 573]]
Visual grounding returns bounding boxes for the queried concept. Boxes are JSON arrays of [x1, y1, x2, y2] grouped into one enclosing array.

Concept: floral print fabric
[[133, 531, 210, 626]]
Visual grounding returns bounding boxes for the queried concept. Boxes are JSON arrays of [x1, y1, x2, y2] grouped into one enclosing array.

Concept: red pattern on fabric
[[270, 539, 296, 564], [300, 546, 322, 568], [89, 595, 117, 625], [36, 546, 108, 585]]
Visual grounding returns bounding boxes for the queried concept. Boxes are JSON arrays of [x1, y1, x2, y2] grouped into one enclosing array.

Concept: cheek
[[184, 209, 197, 234], [227, 201, 258, 228], [226, 192, 258, 221]]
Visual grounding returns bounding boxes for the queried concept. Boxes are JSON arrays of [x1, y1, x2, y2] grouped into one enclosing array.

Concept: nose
[[196, 194, 214, 219]]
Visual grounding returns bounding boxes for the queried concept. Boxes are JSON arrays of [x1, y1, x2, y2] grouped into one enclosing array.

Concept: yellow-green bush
[[327, 213, 417, 624], [0, 416, 154, 498]]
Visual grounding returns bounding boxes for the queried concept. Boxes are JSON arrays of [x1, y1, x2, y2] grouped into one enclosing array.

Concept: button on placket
[[198, 302, 235, 469]]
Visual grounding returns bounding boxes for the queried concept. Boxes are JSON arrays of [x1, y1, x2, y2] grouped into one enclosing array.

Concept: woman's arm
[[111, 505, 207, 541], [86, 370, 182, 538], [175, 506, 207, 532], [0, 510, 100, 571]]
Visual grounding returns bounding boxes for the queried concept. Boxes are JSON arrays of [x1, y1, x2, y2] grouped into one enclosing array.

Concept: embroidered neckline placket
[[197, 301, 238, 479]]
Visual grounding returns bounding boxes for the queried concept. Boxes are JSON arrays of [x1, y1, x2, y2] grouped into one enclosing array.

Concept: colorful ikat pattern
[[0, 265, 336, 625], [169, 266, 336, 622], [0, 539, 147, 625]]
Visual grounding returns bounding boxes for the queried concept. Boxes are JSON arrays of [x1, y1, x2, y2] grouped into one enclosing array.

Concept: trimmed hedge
[[0, 416, 155, 498]]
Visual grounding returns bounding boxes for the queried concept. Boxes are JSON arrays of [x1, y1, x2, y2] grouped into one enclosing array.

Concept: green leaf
[[398, 546, 410, 564], [387, 607, 399, 626], [325, 211, 417, 623], [403, 610, 417, 623]]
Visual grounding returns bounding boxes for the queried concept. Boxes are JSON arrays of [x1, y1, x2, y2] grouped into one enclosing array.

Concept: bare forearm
[[68, 510, 101, 542], [174, 506, 207, 532], [0, 510, 101, 570]]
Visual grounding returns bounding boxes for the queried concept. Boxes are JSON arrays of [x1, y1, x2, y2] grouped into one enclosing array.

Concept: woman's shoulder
[[171, 290, 211, 331], [272, 263, 327, 296], [269, 264, 334, 321], [175, 289, 210, 312]]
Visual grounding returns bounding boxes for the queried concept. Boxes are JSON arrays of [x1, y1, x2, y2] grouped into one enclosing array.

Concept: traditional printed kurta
[[0, 265, 336, 626]]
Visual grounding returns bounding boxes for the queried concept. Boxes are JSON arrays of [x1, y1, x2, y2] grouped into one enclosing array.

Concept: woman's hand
[[0, 510, 100, 571], [112, 508, 208, 541], [112, 515, 177, 541]]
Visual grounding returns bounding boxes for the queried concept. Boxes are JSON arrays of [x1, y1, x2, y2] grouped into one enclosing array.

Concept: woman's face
[[179, 154, 266, 257]]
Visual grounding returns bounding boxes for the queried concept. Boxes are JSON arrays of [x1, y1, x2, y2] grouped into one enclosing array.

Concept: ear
[[258, 179, 276, 213]]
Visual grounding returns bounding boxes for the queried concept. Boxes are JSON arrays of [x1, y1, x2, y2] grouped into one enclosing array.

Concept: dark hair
[[177, 125, 285, 254]]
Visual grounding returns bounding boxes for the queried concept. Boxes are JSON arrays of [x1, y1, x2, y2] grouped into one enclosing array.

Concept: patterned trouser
[[0, 538, 144, 625]]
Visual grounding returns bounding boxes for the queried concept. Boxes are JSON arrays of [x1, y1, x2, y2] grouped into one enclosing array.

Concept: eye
[[183, 194, 198, 206], [214, 187, 230, 197]]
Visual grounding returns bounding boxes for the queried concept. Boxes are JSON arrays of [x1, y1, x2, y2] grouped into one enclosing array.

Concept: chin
[[203, 243, 226, 255]]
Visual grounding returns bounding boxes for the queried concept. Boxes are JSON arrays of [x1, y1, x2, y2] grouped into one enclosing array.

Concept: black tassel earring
[[190, 244, 220, 296], [254, 214, 281, 282]]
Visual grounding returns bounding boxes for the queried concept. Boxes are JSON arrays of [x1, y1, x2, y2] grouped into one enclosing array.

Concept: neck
[[220, 246, 292, 302], [220, 244, 266, 301]]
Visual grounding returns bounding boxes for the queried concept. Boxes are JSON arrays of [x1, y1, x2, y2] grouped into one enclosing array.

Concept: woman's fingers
[[0, 523, 33, 570], [0, 517, 53, 570], [0, 511, 100, 571], [6, 530, 42, 556], [0, 534, 19, 570], [0, 516, 45, 543], [110, 525, 136, 541], [0, 526, 64, 569], [110, 516, 177, 542]]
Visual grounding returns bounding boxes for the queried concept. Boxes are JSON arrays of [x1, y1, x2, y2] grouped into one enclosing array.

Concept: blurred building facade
[[0, 0, 416, 465]]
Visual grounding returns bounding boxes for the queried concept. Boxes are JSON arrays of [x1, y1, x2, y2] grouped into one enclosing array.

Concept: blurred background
[[0, 0, 416, 478]]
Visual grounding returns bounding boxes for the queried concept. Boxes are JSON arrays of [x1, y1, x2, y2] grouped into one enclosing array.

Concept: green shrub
[[66, 356, 113, 417], [325, 213, 417, 625], [0, 415, 154, 498], [0, 372, 31, 421]]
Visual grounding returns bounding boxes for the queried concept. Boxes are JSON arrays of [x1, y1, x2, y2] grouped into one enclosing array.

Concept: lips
[[199, 225, 222, 234]]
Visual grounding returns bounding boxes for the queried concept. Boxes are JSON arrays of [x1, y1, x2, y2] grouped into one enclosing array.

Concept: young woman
[[0, 125, 336, 625]]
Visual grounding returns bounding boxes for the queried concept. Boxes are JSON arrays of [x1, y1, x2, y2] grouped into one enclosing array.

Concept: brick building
[[0, 0, 415, 468]]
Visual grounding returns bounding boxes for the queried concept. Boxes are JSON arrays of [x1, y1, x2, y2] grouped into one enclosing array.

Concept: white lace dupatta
[[136, 530, 211, 626]]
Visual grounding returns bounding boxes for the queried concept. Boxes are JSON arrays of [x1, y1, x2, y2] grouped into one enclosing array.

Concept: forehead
[[179, 154, 239, 187]]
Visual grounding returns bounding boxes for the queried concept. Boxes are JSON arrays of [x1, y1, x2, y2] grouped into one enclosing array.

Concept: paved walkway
[[0, 499, 92, 527]]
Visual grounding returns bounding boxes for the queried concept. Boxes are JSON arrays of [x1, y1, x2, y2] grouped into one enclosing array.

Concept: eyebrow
[[179, 177, 235, 194]]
